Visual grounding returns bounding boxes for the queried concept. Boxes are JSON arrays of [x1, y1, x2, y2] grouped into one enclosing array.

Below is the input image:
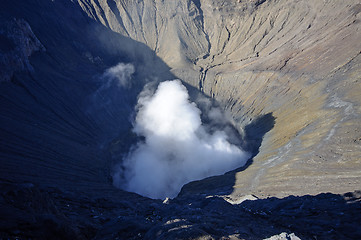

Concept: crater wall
[[77, 0, 361, 197]]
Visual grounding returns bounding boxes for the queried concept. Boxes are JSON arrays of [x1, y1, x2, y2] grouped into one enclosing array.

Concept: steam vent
[[1, 0, 361, 239]]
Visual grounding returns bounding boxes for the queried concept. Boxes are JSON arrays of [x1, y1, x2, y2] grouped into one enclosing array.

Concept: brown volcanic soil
[[78, 0, 361, 198], [0, 0, 361, 239]]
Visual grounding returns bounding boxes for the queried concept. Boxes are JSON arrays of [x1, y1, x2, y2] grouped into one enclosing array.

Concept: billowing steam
[[113, 79, 249, 199], [102, 63, 135, 88]]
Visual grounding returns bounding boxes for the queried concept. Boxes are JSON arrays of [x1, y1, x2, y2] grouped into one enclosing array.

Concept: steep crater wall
[[0, 1, 361, 239], [78, 0, 361, 197]]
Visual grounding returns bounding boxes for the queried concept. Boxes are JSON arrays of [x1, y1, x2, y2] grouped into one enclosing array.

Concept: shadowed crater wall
[[0, 0, 175, 190], [0, 0, 361, 239]]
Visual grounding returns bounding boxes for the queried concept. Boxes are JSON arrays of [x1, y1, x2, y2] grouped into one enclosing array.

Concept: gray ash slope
[[0, 0, 361, 239], [79, 0, 361, 198]]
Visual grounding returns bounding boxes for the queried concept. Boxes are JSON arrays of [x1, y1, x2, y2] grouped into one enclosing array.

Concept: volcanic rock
[[0, 0, 360, 239]]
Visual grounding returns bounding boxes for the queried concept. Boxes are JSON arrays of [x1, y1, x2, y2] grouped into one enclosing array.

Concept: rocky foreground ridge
[[0, 0, 360, 239], [1, 182, 360, 239]]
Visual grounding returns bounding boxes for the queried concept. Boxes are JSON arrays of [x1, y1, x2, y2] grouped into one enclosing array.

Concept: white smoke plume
[[102, 63, 135, 88], [113, 80, 250, 199]]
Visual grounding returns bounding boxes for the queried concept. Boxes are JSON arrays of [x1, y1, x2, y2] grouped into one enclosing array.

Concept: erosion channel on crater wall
[[0, 0, 360, 239]]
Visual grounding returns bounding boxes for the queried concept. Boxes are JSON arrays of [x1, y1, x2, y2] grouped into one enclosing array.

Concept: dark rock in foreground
[[0, 182, 360, 239], [1, 1, 360, 239]]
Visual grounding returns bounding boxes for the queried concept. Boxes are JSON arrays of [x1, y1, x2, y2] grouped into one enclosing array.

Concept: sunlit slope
[[79, 0, 361, 197]]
